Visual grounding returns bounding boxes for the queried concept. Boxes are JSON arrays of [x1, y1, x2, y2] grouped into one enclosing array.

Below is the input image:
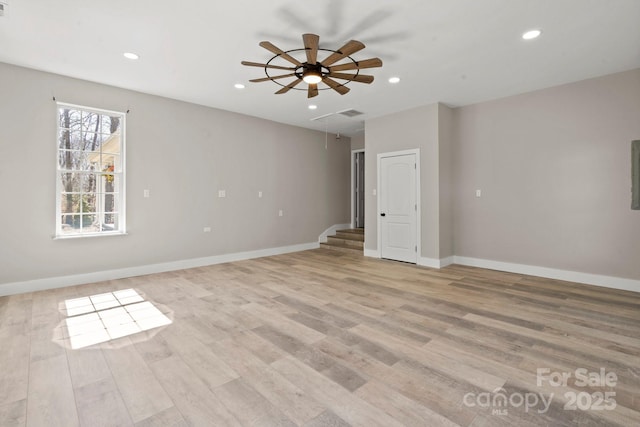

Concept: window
[[56, 103, 126, 237]]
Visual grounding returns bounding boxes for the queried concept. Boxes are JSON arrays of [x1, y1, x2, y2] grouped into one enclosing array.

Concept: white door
[[379, 153, 417, 263]]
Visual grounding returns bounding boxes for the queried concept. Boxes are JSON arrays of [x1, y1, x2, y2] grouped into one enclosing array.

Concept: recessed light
[[234, 83, 245, 89], [522, 29, 542, 40], [123, 52, 139, 60], [388, 77, 400, 84], [308, 105, 318, 110]]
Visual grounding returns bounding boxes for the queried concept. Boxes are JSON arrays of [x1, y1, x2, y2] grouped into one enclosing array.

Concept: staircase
[[320, 228, 364, 254]]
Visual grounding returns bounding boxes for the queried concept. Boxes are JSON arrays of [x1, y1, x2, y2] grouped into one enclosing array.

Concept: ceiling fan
[[241, 33, 383, 98]]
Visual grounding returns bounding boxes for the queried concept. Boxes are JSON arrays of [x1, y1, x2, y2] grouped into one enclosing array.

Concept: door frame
[[350, 149, 365, 229], [376, 148, 421, 261]]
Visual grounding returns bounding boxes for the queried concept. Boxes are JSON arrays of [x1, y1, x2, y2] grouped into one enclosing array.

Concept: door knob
[[380, 213, 386, 217]]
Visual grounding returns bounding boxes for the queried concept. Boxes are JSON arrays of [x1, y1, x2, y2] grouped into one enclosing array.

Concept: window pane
[[57, 108, 67, 129], [81, 111, 100, 132], [103, 193, 118, 213], [60, 214, 82, 231], [59, 150, 93, 171], [60, 194, 81, 214], [81, 173, 99, 193], [81, 214, 96, 228], [103, 174, 122, 193], [58, 109, 82, 133], [58, 120, 83, 151], [81, 193, 97, 214], [100, 115, 121, 135], [60, 214, 99, 233], [86, 151, 101, 168], [101, 137, 121, 158], [60, 173, 81, 193], [82, 132, 110, 152], [58, 129, 76, 150], [101, 170, 115, 189], [102, 154, 121, 173], [103, 213, 118, 231]]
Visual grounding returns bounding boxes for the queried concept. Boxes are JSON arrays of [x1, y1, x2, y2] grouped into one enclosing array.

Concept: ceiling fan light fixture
[[303, 70, 322, 84], [242, 33, 383, 98]]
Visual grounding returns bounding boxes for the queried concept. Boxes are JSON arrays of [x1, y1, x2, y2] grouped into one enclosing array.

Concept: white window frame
[[55, 102, 126, 238]]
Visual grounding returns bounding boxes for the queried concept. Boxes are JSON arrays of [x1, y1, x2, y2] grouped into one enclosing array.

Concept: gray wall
[[452, 68, 640, 279], [364, 69, 639, 280], [0, 62, 350, 285], [365, 104, 445, 260], [351, 133, 365, 151], [438, 104, 454, 259]]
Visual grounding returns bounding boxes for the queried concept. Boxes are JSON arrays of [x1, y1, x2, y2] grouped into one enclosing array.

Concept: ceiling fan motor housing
[[297, 63, 327, 82]]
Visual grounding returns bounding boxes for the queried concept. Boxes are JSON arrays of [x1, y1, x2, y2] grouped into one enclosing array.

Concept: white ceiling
[[1, 0, 639, 136]]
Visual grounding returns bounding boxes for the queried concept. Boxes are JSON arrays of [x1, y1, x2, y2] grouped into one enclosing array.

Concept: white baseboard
[[417, 257, 440, 268], [318, 223, 351, 243], [453, 256, 640, 293], [5, 244, 637, 297], [418, 256, 454, 268], [364, 248, 380, 258], [0, 242, 319, 297], [367, 251, 638, 293], [366, 252, 454, 268], [440, 256, 455, 267]]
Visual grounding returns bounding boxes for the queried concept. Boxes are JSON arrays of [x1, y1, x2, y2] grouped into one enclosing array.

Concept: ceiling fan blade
[[308, 84, 318, 98], [321, 40, 365, 66], [329, 58, 383, 72], [250, 73, 296, 83], [259, 41, 302, 66], [303, 33, 319, 65], [275, 78, 303, 94], [327, 72, 374, 84], [241, 61, 296, 71], [322, 77, 350, 95]]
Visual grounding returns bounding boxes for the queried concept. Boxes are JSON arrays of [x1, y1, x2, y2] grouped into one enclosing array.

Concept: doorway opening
[[351, 149, 365, 229]]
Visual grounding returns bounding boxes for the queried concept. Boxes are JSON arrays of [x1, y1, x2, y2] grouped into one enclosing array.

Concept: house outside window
[[56, 103, 126, 237]]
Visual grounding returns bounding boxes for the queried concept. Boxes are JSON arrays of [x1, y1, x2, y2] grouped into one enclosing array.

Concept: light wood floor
[[1, 249, 639, 426]]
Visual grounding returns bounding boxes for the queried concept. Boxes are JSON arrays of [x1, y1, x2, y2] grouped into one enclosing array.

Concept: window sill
[[53, 231, 128, 240]]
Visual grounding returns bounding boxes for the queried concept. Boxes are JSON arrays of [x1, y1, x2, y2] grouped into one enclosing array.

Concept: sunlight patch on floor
[[63, 289, 172, 349]]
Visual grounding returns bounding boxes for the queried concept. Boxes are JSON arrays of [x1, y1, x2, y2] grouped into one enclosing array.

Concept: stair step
[[327, 236, 364, 248], [320, 242, 363, 254], [337, 228, 364, 235], [319, 228, 364, 255], [333, 232, 364, 242]]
